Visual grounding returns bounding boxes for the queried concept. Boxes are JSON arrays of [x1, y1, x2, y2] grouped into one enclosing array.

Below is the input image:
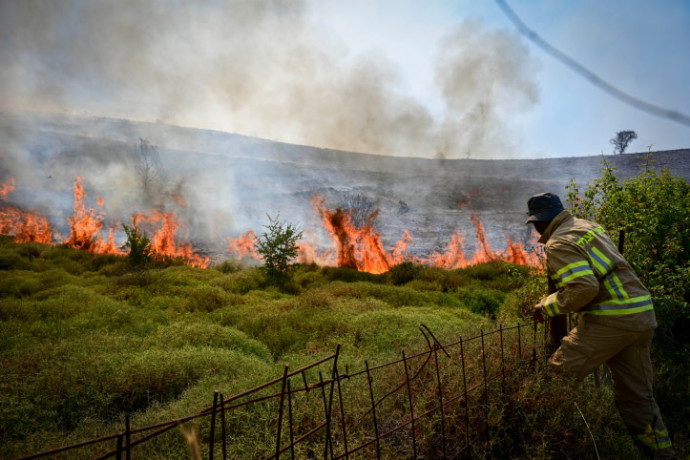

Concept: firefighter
[[526, 192, 677, 458]]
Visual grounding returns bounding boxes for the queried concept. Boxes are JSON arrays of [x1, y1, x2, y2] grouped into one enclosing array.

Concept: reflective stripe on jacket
[[537, 211, 657, 331]]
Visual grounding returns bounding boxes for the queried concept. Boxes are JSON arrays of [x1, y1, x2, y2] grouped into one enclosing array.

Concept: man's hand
[[532, 304, 545, 323]]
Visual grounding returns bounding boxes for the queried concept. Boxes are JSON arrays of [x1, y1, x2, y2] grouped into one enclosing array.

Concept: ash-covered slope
[[1, 111, 688, 260]]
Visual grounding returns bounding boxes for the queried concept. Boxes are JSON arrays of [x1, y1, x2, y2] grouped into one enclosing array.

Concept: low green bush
[[418, 266, 468, 291], [89, 253, 123, 272], [0, 272, 43, 297], [212, 268, 265, 294], [456, 285, 506, 318], [322, 265, 384, 283], [292, 268, 325, 289], [178, 285, 234, 313], [155, 322, 272, 361], [389, 261, 423, 285], [213, 258, 245, 274], [0, 250, 30, 270]]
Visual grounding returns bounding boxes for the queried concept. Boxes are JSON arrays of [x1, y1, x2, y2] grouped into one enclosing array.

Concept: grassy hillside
[[0, 237, 685, 458]]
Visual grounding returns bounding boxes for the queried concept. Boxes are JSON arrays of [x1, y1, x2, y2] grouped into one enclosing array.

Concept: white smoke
[[0, 1, 540, 159]]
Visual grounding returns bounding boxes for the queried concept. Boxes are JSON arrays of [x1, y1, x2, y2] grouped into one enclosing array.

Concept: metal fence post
[[365, 361, 381, 460], [324, 345, 340, 460], [275, 366, 289, 460], [459, 337, 470, 447], [287, 380, 296, 460], [480, 329, 489, 434], [335, 367, 350, 460], [499, 324, 506, 393], [402, 350, 418, 459], [433, 345, 447, 459], [115, 434, 123, 460], [209, 391, 218, 459], [517, 322, 522, 362], [125, 415, 130, 460], [220, 394, 227, 460]]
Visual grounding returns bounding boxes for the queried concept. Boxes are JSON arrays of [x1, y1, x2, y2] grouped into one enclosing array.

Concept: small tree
[[609, 130, 637, 154], [134, 138, 162, 199], [121, 223, 153, 267], [254, 214, 303, 280]]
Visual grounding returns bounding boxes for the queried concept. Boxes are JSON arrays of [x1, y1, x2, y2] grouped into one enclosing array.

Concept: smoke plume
[[0, 1, 539, 158]]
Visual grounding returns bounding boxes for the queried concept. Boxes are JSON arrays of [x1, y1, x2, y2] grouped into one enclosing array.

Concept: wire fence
[[19, 319, 549, 459]]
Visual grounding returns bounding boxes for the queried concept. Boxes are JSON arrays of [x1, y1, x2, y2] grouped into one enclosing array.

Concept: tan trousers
[[549, 321, 675, 455]]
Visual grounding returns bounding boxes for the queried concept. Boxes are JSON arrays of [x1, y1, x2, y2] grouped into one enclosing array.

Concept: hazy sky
[[1, 0, 689, 159]]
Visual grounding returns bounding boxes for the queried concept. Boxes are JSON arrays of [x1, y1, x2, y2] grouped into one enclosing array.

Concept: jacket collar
[[538, 210, 572, 244]]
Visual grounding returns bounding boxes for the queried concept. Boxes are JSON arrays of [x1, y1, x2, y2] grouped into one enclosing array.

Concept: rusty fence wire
[[18, 319, 548, 459]]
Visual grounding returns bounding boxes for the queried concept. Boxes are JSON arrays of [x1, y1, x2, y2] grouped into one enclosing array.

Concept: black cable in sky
[[495, 0, 690, 128]]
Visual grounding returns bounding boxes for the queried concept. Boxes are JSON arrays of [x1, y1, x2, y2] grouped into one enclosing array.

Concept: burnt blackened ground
[[1, 111, 688, 261]]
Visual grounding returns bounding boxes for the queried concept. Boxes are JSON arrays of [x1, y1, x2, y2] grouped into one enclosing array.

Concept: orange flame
[[428, 231, 468, 269], [1, 175, 15, 200], [1, 175, 539, 272], [0, 205, 53, 243], [133, 210, 210, 268], [295, 230, 336, 266], [312, 195, 405, 274], [64, 176, 120, 254], [469, 211, 495, 264], [1, 174, 53, 243], [312, 195, 540, 273], [226, 230, 261, 260]]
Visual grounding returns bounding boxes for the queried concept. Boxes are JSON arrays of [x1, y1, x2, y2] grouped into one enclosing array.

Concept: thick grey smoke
[[434, 20, 541, 158], [0, 0, 540, 159]]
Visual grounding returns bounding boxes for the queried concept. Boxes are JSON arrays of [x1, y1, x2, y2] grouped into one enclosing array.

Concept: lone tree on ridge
[[610, 130, 638, 155]]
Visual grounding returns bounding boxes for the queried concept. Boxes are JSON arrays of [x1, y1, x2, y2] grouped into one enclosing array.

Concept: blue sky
[[310, 0, 690, 157], [1, 0, 689, 159]]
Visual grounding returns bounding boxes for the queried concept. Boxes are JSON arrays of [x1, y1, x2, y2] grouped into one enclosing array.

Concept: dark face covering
[[531, 221, 550, 236]]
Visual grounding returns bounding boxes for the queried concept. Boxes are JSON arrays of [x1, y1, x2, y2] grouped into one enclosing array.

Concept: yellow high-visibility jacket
[[536, 211, 657, 331]]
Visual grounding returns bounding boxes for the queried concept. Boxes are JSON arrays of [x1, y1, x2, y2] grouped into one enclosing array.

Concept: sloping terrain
[[1, 111, 688, 261]]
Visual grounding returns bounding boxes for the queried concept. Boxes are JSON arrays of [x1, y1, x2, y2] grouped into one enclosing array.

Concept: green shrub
[[404, 279, 443, 292], [155, 322, 272, 361], [0, 234, 15, 246], [43, 244, 92, 264], [567, 156, 690, 440], [89, 253, 123, 272], [461, 262, 528, 291], [114, 270, 153, 287], [17, 243, 44, 260], [213, 259, 245, 274], [97, 259, 129, 276], [212, 268, 265, 294], [418, 266, 468, 291], [0, 273, 43, 297], [319, 280, 440, 308], [456, 286, 505, 318], [322, 266, 384, 283], [36, 269, 77, 290], [0, 250, 30, 271], [389, 261, 423, 285], [566, 157, 690, 341], [500, 270, 547, 320], [295, 289, 334, 308], [121, 224, 153, 267], [178, 285, 232, 312], [292, 268, 324, 289], [254, 214, 302, 280]]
